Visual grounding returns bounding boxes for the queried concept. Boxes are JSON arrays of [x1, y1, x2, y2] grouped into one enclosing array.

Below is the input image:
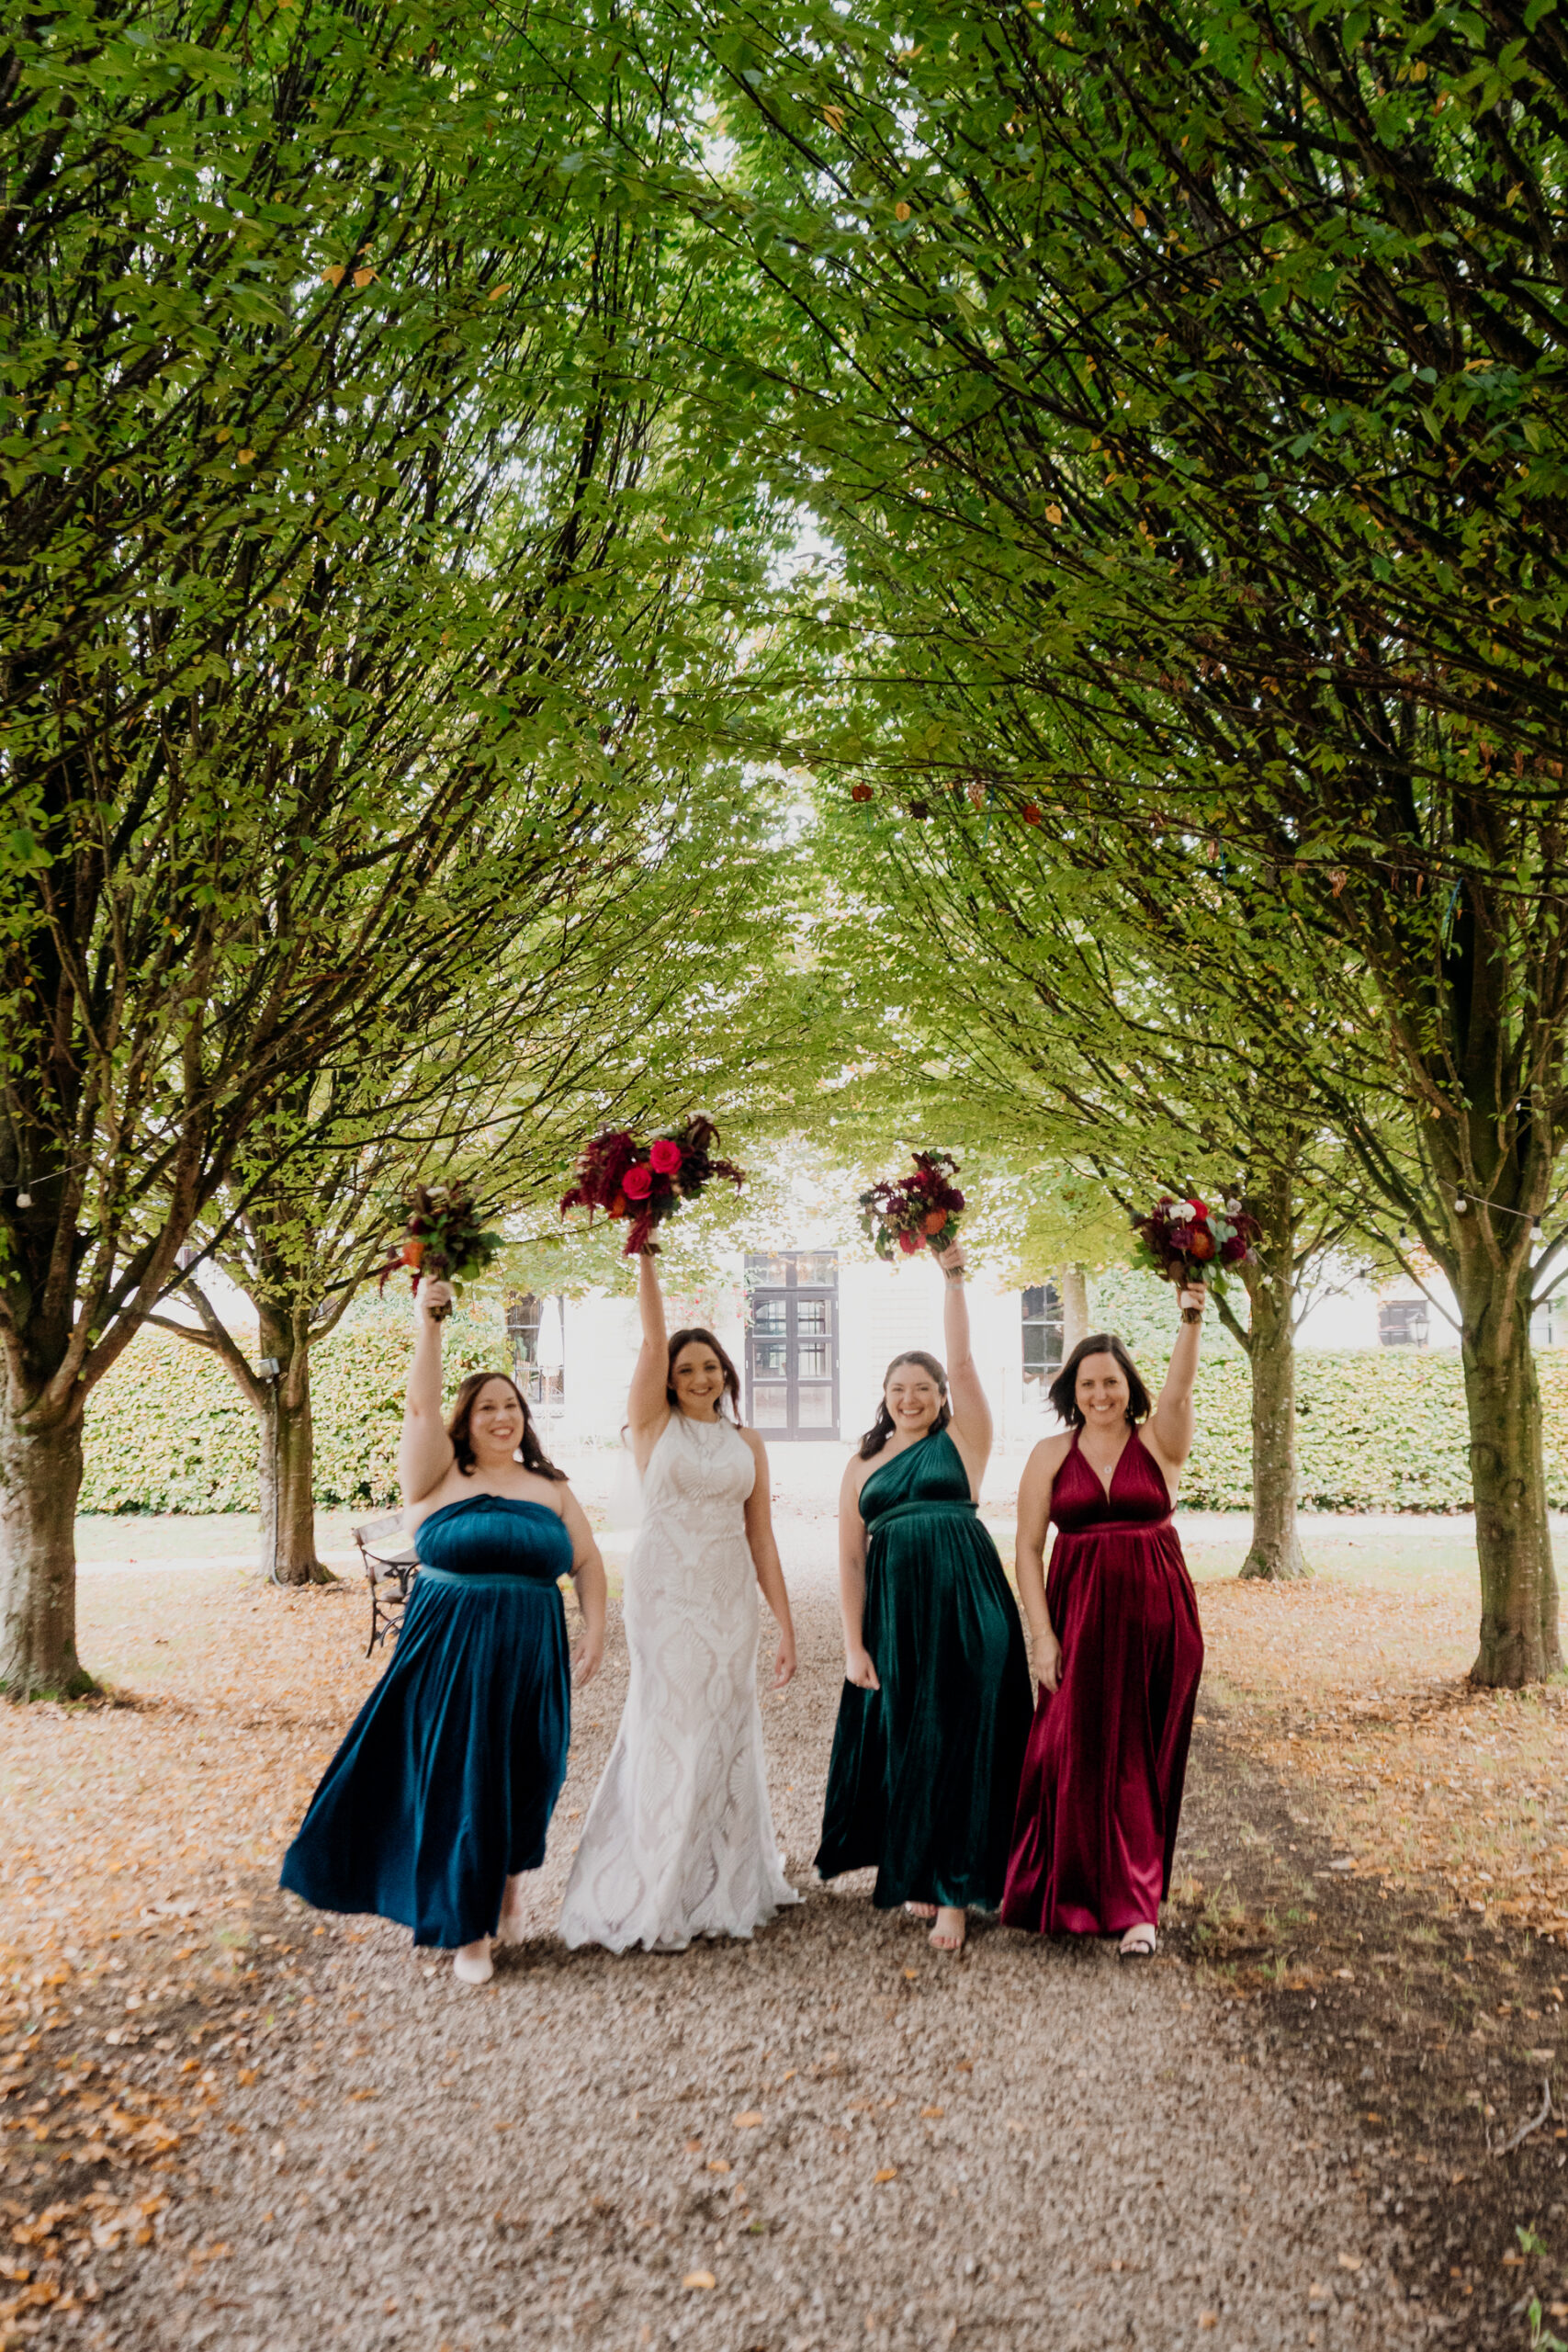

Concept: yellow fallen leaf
[[346, 2088, 378, 2103], [894, 201, 911, 221], [237, 2068, 258, 2086], [734, 2110, 762, 2129], [706, 2158, 730, 2174], [353, 266, 377, 288], [874, 2165, 897, 2184], [1199, 2315, 1217, 2332], [1337, 2253, 1362, 2272], [321, 266, 346, 287], [1045, 503, 1063, 526], [920, 2104, 943, 2119], [487, 283, 513, 301], [682, 2270, 716, 2290], [903, 1967, 918, 1980]]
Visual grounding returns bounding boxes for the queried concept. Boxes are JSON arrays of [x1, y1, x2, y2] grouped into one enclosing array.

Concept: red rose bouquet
[[559, 1115, 745, 1256], [378, 1182, 504, 1320], [859, 1149, 965, 1262], [1131, 1193, 1259, 1293]]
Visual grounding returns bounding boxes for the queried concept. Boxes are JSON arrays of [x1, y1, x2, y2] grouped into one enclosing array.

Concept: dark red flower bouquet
[[1131, 1193, 1259, 1293], [859, 1149, 965, 1261], [378, 1182, 504, 1320], [559, 1115, 745, 1256]]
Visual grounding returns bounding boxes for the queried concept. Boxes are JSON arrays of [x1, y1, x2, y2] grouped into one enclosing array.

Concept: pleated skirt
[[280, 1568, 570, 1950], [816, 1511, 1032, 1912]]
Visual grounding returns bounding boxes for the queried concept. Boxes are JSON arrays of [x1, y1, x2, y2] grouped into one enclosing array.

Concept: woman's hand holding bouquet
[[379, 1184, 503, 1322], [1131, 1193, 1258, 1312], [560, 1115, 744, 1257], [859, 1150, 965, 1263]]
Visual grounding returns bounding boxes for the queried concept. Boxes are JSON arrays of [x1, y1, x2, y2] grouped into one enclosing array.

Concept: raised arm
[[1146, 1283, 1206, 1476], [1015, 1436, 1068, 1691], [399, 1279, 457, 1505], [740, 1431, 797, 1690], [837, 1454, 879, 1690], [626, 1249, 671, 1464], [558, 1486, 607, 1684], [935, 1242, 991, 1470]]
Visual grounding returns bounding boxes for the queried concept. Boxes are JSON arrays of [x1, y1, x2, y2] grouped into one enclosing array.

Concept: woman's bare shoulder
[[840, 1447, 874, 1503], [1025, 1430, 1075, 1477]]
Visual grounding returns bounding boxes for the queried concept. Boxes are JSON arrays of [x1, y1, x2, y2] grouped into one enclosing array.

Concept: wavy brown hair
[[858, 1349, 952, 1460], [446, 1371, 568, 1479], [1047, 1334, 1152, 1430]]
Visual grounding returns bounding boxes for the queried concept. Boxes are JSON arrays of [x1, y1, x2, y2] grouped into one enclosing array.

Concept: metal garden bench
[[353, 1512, 420, 1657]]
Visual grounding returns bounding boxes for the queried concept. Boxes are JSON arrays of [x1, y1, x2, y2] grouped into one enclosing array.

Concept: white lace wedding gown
[[558, 1411, 799, 1952]]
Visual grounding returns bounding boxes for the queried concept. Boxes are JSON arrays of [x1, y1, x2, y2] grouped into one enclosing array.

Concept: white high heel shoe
[[453, 1940, 493, 1985]]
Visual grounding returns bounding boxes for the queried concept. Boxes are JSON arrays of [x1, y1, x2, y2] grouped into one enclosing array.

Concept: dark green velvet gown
[[815, 1427, 1033, 1911]]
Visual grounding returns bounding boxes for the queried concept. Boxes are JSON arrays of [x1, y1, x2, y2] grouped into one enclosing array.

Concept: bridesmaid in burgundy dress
[[1001, 1287, 1206, 1957]]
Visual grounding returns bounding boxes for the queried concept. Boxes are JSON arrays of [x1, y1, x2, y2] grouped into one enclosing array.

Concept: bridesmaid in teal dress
[[281, 1277, 606, 1985], [816, 1244, 1032, 1952]]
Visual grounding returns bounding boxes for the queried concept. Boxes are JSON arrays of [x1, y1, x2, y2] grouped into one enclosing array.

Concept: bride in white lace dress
[[558, 1250, 800, 1952]]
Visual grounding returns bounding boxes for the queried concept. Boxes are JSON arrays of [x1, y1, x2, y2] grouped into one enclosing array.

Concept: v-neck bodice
[[1051, 1428, 1172, 1532]]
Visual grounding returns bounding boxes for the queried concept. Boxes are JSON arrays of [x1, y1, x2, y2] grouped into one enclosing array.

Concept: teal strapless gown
[[280, 1494, 572, 1949], [816, 1428, 1032, 1911]]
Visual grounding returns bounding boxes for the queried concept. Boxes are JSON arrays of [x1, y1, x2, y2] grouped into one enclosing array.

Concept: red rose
[[1188, 1197, 1209, 1218], [623, 1164, 654, 1201], [1221, 1233, 1247, 1263], [897, 1229, 922, 1254], [649, 1138, 682, 1176], [851, 784, 874, 803]]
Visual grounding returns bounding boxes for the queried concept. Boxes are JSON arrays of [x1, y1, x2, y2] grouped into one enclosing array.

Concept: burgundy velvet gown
[[1001, 1426, 1203, 1936]]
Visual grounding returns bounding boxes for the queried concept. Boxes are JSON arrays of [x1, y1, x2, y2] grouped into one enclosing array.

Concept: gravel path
[[97, 1531, 1427, 2352]]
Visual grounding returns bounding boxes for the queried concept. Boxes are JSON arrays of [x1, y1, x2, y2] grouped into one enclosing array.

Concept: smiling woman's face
[[1074, 1351, 1131, 1430], [885, 1358, 943, 1438], [671, 1340, 727, 1419], [468, 1377, 525, 1461]]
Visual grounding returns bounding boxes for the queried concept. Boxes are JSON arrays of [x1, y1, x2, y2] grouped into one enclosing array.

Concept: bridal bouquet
[[1131, 1193, 1258, 1293], [560, 1115, 745, 1256], [859, 1148, 965, 1261], [378, 1182, 504, 1319]]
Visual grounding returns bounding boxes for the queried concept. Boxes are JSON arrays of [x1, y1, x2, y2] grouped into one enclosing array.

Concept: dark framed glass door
[[745, 1251, 840, 1440]]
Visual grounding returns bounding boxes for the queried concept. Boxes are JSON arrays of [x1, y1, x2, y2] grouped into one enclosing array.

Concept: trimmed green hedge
[[79, 1300, 1568, 1514], [1179, 1351, 1568, 1511], [80, 1303, 510, 1515]]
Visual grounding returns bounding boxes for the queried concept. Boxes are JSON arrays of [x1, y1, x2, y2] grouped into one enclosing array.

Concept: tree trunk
[[1458, 1249, 1560, 1687], [1059, 1261, 1091, 1354], [0, 1401, 94, 1698], [1237, 1165, 1310, 1582], [256, 1306, 330, 1587]]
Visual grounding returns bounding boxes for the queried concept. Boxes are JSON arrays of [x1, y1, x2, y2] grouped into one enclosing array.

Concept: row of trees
[[10, 0, 1568, 1692], [0, 0, 805, 1684], [558, 0, 1568, 1683]]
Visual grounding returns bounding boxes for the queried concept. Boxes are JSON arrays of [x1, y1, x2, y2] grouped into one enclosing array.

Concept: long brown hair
[[1047, 1333, 1152, 1430], [858, 1349, 951, 1460], [446, 1371, 568, 1479], [666, 1327, 743, 1422]]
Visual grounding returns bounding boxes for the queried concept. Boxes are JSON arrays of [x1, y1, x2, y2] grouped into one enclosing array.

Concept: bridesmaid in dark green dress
[[816, 1244, 1032, 1951]]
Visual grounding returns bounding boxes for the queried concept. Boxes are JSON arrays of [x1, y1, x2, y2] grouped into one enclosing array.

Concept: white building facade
[[504, 1234, 1568, 1461]]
